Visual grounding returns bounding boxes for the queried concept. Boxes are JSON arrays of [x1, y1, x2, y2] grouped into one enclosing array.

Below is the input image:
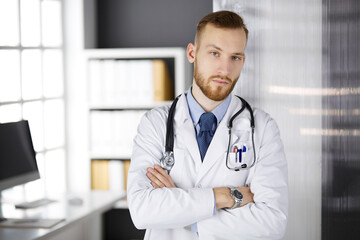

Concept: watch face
[[233, 190, 243, 199]]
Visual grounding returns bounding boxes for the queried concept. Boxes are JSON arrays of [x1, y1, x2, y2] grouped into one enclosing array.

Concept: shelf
[[85, 47, 185, 59], [91, 156, 131, 161], [86, 48, 190, 195], [89, 101, 172, 111]]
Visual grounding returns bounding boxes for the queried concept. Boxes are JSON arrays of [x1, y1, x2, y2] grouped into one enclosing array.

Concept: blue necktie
[[197, 112, 216, 161]]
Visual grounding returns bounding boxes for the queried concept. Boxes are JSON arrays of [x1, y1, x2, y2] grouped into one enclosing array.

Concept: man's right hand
[[213, 186, 254, 210], [146, 164, 176, 189]]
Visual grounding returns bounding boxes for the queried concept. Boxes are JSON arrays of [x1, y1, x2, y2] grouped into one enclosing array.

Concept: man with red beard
[[127, 11, 288, 240]]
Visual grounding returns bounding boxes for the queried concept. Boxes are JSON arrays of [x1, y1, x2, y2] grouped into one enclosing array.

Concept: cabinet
[[84, 47, 191, 193], [84, 48, 190, 239]]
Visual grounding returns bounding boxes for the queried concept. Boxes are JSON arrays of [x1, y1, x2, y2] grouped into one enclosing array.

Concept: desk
[[0, 191, 124, 240]]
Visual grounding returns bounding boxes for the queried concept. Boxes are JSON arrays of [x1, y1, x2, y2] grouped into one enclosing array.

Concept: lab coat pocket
[[221, 131, 253, 187], [227, 140, 254, 170], [228, 129, 254, 169]]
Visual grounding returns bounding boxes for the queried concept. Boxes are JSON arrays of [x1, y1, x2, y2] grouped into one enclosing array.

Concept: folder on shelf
[[123, 160, 131, 191], [109, 160, 125, 192], [91, 160, 131, 192], [153, 60, 173, 101], [131, 60, 154, 104], [90, 111, 145, 157], [89, 58, 174, 105], [91, 160, 109, 190], [88, 60, 102, 106]]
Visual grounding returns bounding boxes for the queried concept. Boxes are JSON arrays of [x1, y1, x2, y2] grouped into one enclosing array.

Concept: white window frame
[[0, 0, 67, 199]]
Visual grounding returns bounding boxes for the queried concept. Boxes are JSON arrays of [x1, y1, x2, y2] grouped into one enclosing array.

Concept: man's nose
[[217, 58, 232, 76]]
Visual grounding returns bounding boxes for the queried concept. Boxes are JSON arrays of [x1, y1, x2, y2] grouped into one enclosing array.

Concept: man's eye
[[233, 56, 241, 61], [210, 52, 219, 56]]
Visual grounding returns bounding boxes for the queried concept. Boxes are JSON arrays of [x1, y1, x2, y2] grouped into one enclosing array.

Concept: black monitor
[[0, 120, 40, 193]]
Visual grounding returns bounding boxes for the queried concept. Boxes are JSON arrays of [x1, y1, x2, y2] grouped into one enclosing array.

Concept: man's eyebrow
[[233, 52, 245, 57], [206, 44, 245, 56], [206, 44, 222, 51]]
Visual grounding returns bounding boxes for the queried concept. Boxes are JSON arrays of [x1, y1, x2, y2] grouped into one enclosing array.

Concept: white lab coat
[[127, 93, 288, 240]]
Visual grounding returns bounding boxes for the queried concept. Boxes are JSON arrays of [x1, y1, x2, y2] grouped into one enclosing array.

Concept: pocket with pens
[[232, 145, 247, 162], [227, 141, 253, 169]]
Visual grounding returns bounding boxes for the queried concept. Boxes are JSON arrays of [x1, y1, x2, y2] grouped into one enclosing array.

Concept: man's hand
[[236, 186, 254, 207], [213, 186, 254, 210], [146, 164, 176, 188]]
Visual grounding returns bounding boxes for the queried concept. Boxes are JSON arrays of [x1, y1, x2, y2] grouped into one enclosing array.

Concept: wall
[[214, 0, 322, 239], [64, 0, 90, 192], [322, 0, 360, 238], [95, 0, 212, 48]]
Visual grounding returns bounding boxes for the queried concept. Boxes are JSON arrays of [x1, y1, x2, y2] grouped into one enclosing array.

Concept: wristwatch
[[230, 187, 243, 209]]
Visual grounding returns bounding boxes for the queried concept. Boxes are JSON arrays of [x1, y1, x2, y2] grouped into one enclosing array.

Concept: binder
[[153, 60, 173, 101], [91, 160, 109, 190], [123, 160, 131, 191]]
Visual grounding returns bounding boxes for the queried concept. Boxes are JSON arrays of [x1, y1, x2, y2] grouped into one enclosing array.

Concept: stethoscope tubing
[[225, 96, 256, 171], [160, 94, 256, 173]]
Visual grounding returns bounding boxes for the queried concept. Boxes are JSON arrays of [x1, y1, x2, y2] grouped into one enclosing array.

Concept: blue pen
[[238, 145, 247, 163], [238, 148, 242, 163]]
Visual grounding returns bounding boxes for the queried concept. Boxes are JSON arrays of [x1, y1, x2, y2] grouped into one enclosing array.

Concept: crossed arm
[[128, 111, 288, 238], [146, 164, 254, 210]]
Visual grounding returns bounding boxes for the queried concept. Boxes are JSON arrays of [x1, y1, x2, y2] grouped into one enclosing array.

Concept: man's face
[[188, 24, 247, 101]]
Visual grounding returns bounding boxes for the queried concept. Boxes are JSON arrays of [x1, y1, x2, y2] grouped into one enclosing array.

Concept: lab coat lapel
[[196, 122, 229, 181], [196, 95, 251, 182], [174, 95, 203, 172]]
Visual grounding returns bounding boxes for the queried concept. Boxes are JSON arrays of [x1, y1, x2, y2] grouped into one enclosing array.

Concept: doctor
[[127, 10, 288, 240]]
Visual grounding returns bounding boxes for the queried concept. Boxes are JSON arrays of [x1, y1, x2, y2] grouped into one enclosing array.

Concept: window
[[0, 0, 65, 199]]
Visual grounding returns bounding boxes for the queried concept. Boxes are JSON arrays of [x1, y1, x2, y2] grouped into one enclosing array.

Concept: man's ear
[[187, 43, 196, 63]]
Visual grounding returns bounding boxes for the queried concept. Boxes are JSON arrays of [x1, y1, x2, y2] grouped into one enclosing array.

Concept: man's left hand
[[146, 164, 176, 188]]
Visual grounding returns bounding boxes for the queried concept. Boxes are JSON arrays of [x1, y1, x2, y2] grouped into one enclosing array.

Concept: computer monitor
[[0, 120, 40, 193]]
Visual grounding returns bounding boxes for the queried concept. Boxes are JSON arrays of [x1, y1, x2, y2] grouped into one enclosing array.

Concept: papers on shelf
[[90, 110, 146, 158], [88, 59, 173, 106], [91, 159, 129, 192]]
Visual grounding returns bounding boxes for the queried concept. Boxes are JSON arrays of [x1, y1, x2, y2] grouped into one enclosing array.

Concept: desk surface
[[0, 191, 125, 240]]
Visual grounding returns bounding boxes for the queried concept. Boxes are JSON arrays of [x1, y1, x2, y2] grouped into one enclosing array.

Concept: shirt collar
[[185, 86, 231, 127]]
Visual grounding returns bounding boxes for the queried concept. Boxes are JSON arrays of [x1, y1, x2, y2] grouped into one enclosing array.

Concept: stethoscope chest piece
[[160, 151, 174, 174]]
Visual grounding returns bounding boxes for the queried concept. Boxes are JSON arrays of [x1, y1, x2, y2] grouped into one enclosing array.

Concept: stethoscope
[[160, 94, 256, 173]]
